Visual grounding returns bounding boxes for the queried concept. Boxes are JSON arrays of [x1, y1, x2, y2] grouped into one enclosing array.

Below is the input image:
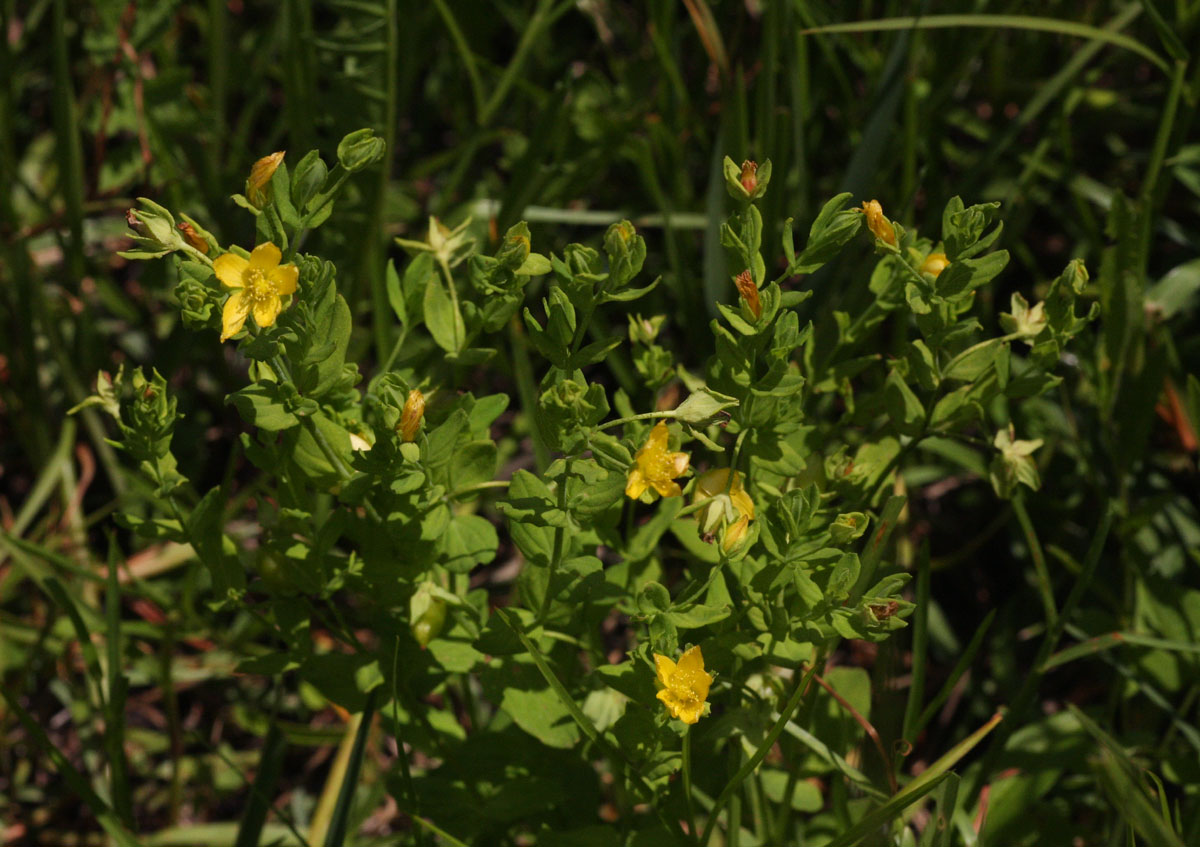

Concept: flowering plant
[[79, 134, 1096, 845]]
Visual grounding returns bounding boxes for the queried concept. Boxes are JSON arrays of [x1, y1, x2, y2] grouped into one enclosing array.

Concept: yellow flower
[[734, 269, 762, 320], [695, 468, 755, 552], [400, 389, 425, 442], [247, 151, 285, 209], [861, 199, 896, 246], [654, 645, 713, 725], [625, 421, 690, 500], [214, 242, 299, 342], [920, 252, 949, 277]]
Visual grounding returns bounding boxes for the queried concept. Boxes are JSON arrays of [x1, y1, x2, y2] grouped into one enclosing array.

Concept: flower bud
[[400, 389, 425, 442], [411, 597, 447, 648], [723, 156, 773, 201], [628, 313, 666, 345], [740, 160, 758, 195], [999, 292, 1047, 342], [920, 252, 949, 277], [337, 128, 386, 173], [694, 468, 755, 552], [734, 269, 762, 320], [861, 199, 896, 246], [177, 222, 209, 255], [246, 151, 285, 209], [720, 514, 751, 553]]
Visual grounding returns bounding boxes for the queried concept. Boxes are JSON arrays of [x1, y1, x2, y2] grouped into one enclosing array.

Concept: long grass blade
[[799, 15, 1168, 73], [233, 721, 288, 847], [322, 690, 378, 847]]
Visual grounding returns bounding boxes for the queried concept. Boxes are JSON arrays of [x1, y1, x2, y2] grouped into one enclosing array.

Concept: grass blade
[[323, 690, 378, 847], [901, 541, 932, 743], [105, 537, 134, 826], [235, 722, 289, 847], [799, 14, 1167, 73], [913, 609, 995, 738]]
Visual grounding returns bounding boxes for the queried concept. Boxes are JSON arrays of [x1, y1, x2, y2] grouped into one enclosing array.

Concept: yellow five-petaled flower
[[654, 645, 713, 725], [625, 421, 690, 500], [214, 242, 299, 342]]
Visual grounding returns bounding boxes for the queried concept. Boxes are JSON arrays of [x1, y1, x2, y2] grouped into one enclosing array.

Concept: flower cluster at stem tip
[[654, 645, 713, 725]]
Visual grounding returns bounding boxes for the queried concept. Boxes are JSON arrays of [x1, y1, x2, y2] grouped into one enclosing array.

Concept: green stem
[[448, 479, 510, 499], [682, 725, 697, 841], [437, 256, 465, 351], [477, 0, 562, 126], [379, 324, 410, 374], [1137, 59, 1187, 264], [596, 411, 678, 431], [1011, 493, 1057, 624], [391, 637, 425, 847], [538, 456, 572, 622], [508, 322, 550, 471], [431, 0, 484, 121]]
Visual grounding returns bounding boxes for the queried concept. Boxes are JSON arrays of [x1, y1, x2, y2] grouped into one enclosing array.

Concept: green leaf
[[665, 601, 731, 629], [385, 259, 406, 326], [449, 440, 498, 493], [518, 253, 553, 275], [934, 251, 1009, 297], [227, 384, 299, 431], [440, 514, 499, 573], [424, 276, 466, 353], [884, 369, 925, 436], [189, 487, 245, 598], [1147, 258, 1200, 319]]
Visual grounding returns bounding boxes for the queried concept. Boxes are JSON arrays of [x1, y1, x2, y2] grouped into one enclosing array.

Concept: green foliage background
[[1, 1, 1199, 845]]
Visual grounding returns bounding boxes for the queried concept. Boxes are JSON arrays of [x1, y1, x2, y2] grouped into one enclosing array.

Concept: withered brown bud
[[734, 269, 762, 320], [177, 222, 209, 255]]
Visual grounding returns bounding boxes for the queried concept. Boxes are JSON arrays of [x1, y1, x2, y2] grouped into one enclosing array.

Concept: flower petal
[[271, 262, 299, 295], [677, 702, 703, 724], [653, 653, 676, 686], [678, 645, 704, 675], [732, 488, 755, 520], [645, 421, 670, 451], [213, 252, 248, 289], [625, 469, 648, 500], [249, 241, 282, 271], [651, 479, 682, 498], [252, 295, 282, 328], [221, 291, 251, 341], [669, 452, 690, 476]]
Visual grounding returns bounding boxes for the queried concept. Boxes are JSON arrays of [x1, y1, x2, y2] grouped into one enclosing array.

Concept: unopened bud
[[400, 389, 425, 442], [739, 160, 758, 195], [411, 597, 447, 648], [920, 252, 949, 277], [734, 270, 762, 320], [861, 199, 896, 246], [125, 209, 146, 236], [246, 151, 285, 209]]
